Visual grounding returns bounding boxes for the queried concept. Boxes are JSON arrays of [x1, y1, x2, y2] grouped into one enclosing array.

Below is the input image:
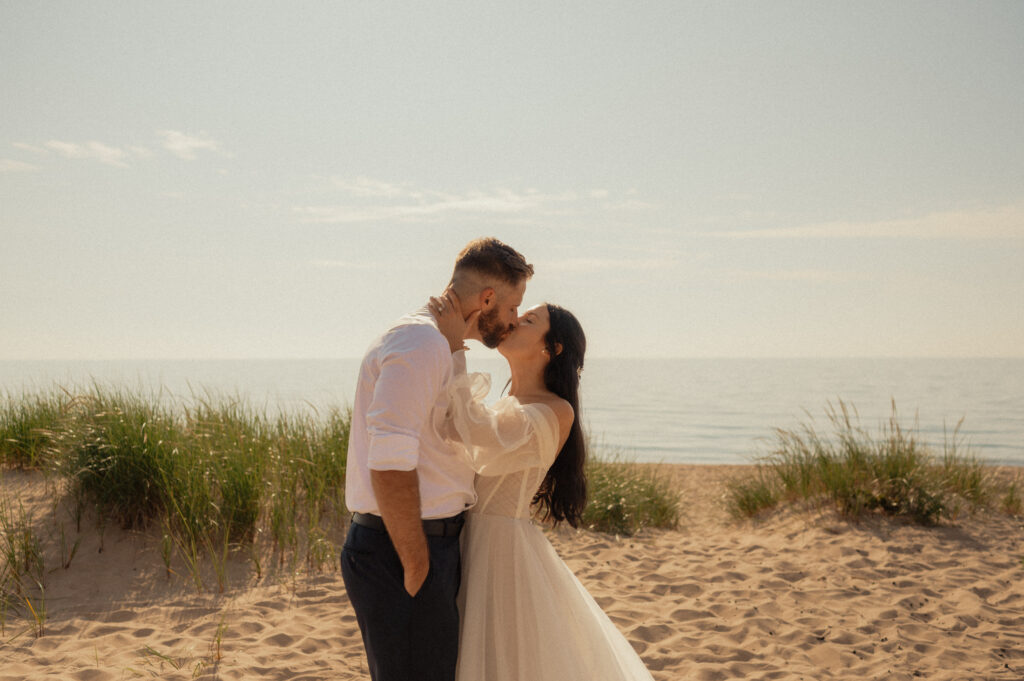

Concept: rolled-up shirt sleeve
[[365, 326, 451, 471]]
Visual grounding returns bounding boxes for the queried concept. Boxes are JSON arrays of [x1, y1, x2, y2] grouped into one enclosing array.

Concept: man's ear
[[480, 287, 496, 310]]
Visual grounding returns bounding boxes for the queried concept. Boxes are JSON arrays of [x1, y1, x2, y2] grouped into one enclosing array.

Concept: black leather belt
[[351, 511, 465, 537]]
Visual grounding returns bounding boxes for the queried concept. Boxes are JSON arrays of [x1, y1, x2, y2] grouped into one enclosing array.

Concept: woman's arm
[[444, 366, 561, 477]]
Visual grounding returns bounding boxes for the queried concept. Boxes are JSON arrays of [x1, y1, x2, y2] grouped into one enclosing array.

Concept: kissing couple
[[341, 238, 653, 680]]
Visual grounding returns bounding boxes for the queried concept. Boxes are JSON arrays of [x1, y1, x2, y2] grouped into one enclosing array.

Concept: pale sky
[[2, 1, 1022, 359]]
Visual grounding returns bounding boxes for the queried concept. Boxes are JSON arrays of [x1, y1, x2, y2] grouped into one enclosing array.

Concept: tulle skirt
[[455, 513, 654, 681]]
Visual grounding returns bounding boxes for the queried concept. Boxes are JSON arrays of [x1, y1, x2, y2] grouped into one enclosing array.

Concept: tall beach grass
[[2, 384, 350, 592], [726, 400, 1011, 525], [0, 390, 69, 469], [583, 453, 681, 535], [0, 493, 47, 638]]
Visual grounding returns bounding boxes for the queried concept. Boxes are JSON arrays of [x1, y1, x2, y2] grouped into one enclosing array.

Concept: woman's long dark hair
[[533, 304, 587, 528]]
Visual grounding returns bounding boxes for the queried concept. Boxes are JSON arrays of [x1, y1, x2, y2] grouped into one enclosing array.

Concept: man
[[341, 237, 534, 681]]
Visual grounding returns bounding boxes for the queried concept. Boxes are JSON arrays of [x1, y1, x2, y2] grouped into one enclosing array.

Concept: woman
[[429, 296, 654, 681]]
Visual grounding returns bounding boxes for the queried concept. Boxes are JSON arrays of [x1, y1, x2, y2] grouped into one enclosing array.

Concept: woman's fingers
[[429, 296, 448, 313], [443, 290, 463, 316]]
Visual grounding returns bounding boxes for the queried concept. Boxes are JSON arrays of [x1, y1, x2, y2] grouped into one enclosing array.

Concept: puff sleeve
[[444, 355, 561, 476]]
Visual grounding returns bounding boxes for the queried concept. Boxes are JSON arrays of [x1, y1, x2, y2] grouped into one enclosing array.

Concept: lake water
[[1, 358, 1021, 466]]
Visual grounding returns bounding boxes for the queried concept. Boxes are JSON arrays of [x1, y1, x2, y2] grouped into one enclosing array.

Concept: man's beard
[[478, 307, 512, 349]]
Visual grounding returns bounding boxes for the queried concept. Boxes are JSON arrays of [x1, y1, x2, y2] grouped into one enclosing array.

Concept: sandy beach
[[2, 464, 1023, 681]]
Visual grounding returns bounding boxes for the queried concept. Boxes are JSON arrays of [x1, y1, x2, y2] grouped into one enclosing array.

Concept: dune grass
[[1, 384, 350, 596], [0, 391, 69, 469], [727, 401, 1010, 525], [583, 453, 681, 536], [0, 493, 46, 638]]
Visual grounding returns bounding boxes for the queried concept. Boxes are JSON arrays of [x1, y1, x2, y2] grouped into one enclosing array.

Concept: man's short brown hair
[[452, 238, 534, 286]]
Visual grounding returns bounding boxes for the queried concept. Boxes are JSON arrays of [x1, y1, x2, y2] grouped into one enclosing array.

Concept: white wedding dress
[[444, 368, 654, 681]]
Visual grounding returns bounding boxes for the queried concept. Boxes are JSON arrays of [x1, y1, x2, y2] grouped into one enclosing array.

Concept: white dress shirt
[[344, 307, 477, 519]]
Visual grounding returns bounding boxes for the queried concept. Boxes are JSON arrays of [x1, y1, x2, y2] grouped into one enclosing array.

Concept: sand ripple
[[2, 465, 1023, 680]]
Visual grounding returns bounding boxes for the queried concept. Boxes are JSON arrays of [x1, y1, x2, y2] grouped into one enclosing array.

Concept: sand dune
[[2, 465, 1023, 680]]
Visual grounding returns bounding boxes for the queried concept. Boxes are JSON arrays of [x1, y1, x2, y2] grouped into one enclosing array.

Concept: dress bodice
[[472, 461, 549, 519], [444, 368, 561, 520]]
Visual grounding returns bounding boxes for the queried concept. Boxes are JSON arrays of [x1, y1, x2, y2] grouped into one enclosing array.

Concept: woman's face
[[498, 304, 550, 359]]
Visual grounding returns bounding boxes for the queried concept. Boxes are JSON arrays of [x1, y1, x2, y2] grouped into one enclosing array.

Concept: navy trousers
[[341, 520, 463, 681]]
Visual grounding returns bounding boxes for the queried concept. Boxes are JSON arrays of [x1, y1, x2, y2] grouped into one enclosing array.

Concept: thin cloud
[[158, 130, 222, 160], [607, 198, 658, 211], [310, 258, 384, 271], [43, 140, 132, 167], [12, 142, 48, 155], [16, 132, 222, 166], [19, 139, 155, 168], [0, 159, 39, 172], [708, 203, 1024, 240], [727, 269, 862, 282], [297, 180, 583, 224], [330, 177, 408, 198], [295, 176, 644, 225], [538, 256, 674, 273]]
